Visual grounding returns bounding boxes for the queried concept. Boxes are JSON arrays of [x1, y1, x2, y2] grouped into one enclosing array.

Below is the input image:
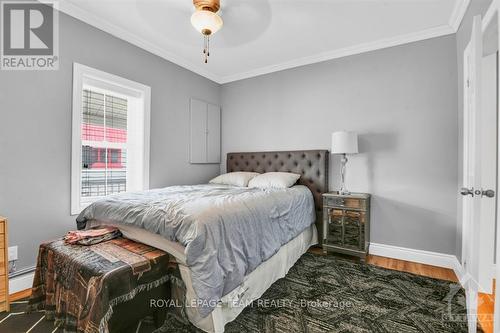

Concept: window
[[71, 63, 150, 214]]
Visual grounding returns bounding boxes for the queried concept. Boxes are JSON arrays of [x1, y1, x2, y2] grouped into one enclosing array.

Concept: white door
[[461, 15, 496, 333]]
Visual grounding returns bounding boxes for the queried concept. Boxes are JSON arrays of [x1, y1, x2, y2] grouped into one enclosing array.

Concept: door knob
[[481, 189, 495, 198], [460, 187, 474, 196]]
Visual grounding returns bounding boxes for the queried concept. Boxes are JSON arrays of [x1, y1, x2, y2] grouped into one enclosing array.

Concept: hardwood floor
[[366, 254, 459, 282], [478, 281, 495, 333]]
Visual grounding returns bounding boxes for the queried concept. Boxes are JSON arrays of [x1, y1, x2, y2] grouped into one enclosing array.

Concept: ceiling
[[59, 0, 470, 84]]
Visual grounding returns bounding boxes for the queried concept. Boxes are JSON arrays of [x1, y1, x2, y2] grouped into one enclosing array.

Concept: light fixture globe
[[191, 10, 223, 36], [191, 0, 222, 63]]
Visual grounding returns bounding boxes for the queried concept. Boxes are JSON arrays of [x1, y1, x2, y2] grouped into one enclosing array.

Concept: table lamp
[[331, 131, 358, 194]]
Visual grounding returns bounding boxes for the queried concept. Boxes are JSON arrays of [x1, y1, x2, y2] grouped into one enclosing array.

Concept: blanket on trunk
[[28, 237, 171, 333]]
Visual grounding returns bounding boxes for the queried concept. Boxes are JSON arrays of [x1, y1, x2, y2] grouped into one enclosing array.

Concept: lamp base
[[338, 189, 351, 195], [338, 154, 350, 195]]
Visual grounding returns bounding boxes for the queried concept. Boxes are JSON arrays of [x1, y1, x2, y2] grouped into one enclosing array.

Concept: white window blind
[[81, 89, 128, 205]]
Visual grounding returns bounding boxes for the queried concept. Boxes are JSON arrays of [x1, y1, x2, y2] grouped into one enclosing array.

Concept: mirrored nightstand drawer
[[324, 196, 367, 210]]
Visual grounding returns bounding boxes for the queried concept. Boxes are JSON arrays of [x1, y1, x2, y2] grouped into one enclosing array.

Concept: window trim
[[71, 63, 151, 215]]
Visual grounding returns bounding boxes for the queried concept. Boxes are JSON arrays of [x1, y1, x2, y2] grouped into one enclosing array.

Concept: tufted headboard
[[227, 150, 329, 241]]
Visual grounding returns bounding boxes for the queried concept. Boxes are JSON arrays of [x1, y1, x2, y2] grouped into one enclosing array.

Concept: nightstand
[[322, 192, 370, 261]]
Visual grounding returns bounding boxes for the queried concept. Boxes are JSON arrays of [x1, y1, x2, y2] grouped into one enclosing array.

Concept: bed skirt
[[106, 223, 318, 333]]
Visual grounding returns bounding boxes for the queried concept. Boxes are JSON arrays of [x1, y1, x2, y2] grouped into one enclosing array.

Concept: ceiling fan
[[135, 0, 271, 63], [190, 0, 223, 63]]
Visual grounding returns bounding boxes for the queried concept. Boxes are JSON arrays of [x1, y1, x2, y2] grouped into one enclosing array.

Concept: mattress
[[79, 184, 316, 317], [89, 221, 318, 332]]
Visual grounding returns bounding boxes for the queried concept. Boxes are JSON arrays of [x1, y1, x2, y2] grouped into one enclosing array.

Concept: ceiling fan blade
[[216, 0, 272, 47], [133, 0, 201, 46]]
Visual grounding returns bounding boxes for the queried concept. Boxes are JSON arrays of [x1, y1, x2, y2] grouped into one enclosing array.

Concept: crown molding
[[58, 0, 466, 85], [58, 1, 223, 84], [449, 0, 472, 32], [219, 24, 455, 84]]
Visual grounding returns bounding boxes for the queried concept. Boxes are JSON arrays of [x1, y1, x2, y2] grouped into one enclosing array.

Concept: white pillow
[[209, 172, 260, 187], [248, 172, 301, 189]]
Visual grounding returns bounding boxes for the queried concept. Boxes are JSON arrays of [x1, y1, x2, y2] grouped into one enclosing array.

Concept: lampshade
[[191, 10, 223, 36], [331, 131, 358, 154]]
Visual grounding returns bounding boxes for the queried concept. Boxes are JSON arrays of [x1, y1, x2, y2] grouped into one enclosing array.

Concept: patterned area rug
[[0, 252, 475, 333]]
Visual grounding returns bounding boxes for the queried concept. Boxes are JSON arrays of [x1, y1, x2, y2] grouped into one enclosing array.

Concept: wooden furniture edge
[[0, 217, 8, 312], [10, 288, 32, 302]]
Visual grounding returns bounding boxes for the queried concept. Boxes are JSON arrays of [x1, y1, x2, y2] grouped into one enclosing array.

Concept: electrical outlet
[[8, 261, 16, 274], [8, 246, 18, 262]]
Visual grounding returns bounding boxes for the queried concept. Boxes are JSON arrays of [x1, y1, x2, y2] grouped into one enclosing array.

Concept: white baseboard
[[9, 272, 34, 294], [369, 242, 464, 284], [369, 242, 458, 268]]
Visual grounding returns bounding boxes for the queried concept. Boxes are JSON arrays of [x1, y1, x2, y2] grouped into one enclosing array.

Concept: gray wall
[[455, 0, 493, 260], [0, 12, 221, 271], [221, 35, 459, 255]]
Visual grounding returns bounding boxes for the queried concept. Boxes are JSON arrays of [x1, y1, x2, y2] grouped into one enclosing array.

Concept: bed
[[77, 150, 329, 332]]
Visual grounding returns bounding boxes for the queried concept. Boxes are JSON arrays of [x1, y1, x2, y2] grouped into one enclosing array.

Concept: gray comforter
[[76, 184, 315, 317]]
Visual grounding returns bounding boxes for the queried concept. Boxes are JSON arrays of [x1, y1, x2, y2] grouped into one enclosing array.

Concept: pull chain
[[203, 35, 210, 63]]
